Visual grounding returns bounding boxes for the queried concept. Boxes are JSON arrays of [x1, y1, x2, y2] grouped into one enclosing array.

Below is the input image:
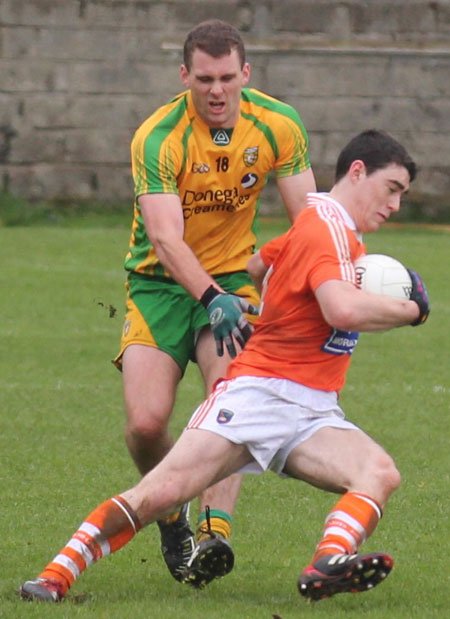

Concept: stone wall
[[1, 0, 450, 211]]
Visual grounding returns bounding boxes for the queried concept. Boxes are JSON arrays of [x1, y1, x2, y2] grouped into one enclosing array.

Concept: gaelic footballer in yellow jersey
[[125, 87, 311, 278]]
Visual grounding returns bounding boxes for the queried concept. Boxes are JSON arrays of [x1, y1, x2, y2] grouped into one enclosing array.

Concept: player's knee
[[373, 452, 401, 497], [126, 406, 170, 444]]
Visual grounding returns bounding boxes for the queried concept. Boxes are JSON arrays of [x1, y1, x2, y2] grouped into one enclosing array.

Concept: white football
[[354, 253, 412, 300]]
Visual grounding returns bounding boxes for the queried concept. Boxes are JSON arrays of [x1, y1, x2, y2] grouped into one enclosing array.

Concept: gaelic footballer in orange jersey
[[228, 192, 367, 393], [125, 88, 310, 278]]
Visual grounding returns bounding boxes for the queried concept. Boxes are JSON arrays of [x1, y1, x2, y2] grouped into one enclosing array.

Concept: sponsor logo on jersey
[[217, 409, 234, 424], [181, 187, 251, 219], [243, 146, 259, 166], [211, 128, 231, 145], [322, 328, 360, 355], [241, 173, 258, 189], [191, 162, 210, 173]]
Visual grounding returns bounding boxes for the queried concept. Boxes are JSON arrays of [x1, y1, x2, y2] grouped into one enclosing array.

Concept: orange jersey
[[259, 232, 288, 267], [228, 193, 367, 393]]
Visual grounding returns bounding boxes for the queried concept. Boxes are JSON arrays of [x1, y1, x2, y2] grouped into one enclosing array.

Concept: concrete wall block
[[9, 131, 67, 164], [378, 97, 450, 132], [404, 130, 450, 167], [63, 129, 132, 164], [66, 57, 180, 95], [1, 162, 132, 201], [352, 2, 436, 37], [0, 94, 26, 126], [1, 25, 164, 62], [417, 168, 450, 198], [436, 2, 450, 34], [27, 93, 156, 131], [171, 1, 243, 31], [8, 126, 132, 166], [387, 56, 450, 97], [272, 1, 333, 34], [266, 51, 450, 100], [266, 53, 392, 98], [21, 94, 76, 129], [0, 59, 68, 93], [82, 1, 170, 30], [1, 0, 80, 27], [314, 130, 352, 167], [94, 165, 134, 200], [291, 96, 385, 133], [271, 0, 446, 40]]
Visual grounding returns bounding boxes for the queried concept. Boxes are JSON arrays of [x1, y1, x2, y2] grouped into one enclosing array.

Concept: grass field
[[0, 217, 449, 618]]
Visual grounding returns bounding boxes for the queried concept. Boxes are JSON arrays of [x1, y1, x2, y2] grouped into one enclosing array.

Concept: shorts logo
[[217, 409, 234, 424], [243, 146, 258, 166], [123, 319, 131, 336], [241, 173, 258, 189]]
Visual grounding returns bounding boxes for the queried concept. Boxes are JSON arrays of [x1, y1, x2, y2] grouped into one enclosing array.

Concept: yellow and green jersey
[[125, 88, 311, 277]]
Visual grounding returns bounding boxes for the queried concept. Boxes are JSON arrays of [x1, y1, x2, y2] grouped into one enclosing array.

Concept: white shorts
[[187, 375, 358, 476]]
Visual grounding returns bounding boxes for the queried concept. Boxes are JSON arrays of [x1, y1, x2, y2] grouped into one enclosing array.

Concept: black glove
[[200, 285, 259, 357], [407, 268, 430, 326]]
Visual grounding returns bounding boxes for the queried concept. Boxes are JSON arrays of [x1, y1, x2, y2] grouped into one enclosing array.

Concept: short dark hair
[[183, 19, 246, 71], [335, 129, 417, 183]]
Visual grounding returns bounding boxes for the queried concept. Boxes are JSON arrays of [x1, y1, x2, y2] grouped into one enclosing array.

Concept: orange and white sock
[[38, 495, 141, 594], [312, 492, 382, 563]]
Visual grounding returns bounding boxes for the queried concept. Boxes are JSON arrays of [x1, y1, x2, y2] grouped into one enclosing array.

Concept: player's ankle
[[197, 509, 232, 541]]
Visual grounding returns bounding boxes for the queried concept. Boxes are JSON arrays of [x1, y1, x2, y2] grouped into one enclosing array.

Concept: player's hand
[[200, 286, 259, 357], [407, 268, 430, 326]]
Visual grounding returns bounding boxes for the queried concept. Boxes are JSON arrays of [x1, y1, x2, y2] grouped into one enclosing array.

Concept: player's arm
[[139, 193, 215, 299], [140, 193, 257, 357], [247, 251, 267, 292], [247, 232, 288, 291], [276, 168, 316, 222], [315, 279, 421, 332]]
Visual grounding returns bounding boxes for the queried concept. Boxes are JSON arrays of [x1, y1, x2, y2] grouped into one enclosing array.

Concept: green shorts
[[114, 271, 260, 373]]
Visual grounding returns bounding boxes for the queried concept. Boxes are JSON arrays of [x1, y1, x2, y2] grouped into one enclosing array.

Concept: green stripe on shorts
[[128, 271, 258, 372]]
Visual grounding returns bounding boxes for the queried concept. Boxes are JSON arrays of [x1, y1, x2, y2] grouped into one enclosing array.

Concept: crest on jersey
[[211, 128, 231, 146], [217, 409, 234, 424], [243, 146, 258, 166]]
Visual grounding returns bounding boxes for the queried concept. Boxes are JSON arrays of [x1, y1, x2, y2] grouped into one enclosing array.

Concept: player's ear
[[180, 64, 189, 87], [349, 160, 366, 184], [241, 62, 251, 86]]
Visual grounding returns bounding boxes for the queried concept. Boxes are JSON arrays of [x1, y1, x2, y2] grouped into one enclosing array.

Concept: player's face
[[355, 163, 410, 232], [180, 48, 250, 128]]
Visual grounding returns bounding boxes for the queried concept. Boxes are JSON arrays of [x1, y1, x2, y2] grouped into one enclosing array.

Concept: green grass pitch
[[0, 218, 449, 618]]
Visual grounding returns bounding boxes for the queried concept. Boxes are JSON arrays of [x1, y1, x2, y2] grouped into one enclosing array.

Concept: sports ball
[[354, 253, 412, 300]]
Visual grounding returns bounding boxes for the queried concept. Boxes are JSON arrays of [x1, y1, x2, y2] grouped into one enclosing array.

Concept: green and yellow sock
[[197, 509, 232, 541]]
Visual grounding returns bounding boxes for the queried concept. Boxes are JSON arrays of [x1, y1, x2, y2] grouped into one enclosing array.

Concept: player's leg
[[116, 277, 204, 581], [20, 430, 251, 602], [122, 344, 181, 473], [191, 328, 243, 583], [122, 344, 197, 581], [191, 271, 260, 552], [285, 426, 400, 601]]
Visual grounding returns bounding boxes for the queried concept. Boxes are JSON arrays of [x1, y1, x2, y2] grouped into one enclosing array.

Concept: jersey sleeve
[[272, 107, 311, 178], [306, 217, 357, 290], [131, 128, 182, 199], [277, 207, 357, 294]]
